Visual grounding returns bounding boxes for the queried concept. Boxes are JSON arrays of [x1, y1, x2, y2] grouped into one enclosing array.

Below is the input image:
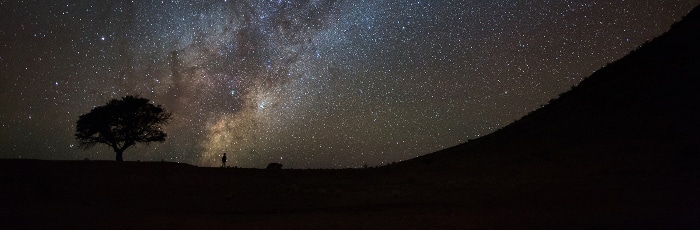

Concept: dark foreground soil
[[1, 159, 698, 229]]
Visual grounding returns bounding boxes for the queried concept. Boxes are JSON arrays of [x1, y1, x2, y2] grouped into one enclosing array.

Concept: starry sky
[[1, 0, 698, 168]]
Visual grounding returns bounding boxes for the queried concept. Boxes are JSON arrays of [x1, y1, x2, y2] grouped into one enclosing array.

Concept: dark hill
[[382, 7, 700, 227], [398, 4, 700, 177]]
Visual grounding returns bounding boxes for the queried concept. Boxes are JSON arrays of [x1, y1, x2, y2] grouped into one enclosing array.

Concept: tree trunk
[[115, 149, 124, 162]]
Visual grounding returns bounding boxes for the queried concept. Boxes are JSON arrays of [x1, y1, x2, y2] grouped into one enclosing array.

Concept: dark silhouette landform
[[3, 5, 700, 229]]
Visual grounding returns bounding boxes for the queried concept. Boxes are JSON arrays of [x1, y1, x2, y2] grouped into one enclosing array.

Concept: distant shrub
[[266, 163, 283, 170]]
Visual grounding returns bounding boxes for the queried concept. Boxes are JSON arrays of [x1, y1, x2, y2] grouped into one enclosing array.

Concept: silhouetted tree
[[75, 95, 172, 161]]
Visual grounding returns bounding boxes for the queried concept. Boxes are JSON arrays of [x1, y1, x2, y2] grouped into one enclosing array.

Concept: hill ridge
[[397, 4, 700, 171]]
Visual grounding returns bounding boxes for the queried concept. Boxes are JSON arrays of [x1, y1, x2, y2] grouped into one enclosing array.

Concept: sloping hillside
[[398, 5, 700, 176]]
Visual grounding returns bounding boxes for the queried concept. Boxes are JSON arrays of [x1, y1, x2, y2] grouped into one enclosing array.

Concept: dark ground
[[1, 158, 699, 229]]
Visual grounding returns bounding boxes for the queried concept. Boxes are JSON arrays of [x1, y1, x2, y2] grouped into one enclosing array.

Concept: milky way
[[1, 1, 699, 168]]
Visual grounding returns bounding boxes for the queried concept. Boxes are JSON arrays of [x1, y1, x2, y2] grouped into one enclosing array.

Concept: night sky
[[1, 1, 698, 168]]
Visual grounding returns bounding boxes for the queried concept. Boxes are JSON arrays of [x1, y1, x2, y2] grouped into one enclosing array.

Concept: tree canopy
[[75, 95, 172, 161]]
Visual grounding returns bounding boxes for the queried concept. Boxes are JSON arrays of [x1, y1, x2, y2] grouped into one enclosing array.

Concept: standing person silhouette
[[221, 153, 227, 168]]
